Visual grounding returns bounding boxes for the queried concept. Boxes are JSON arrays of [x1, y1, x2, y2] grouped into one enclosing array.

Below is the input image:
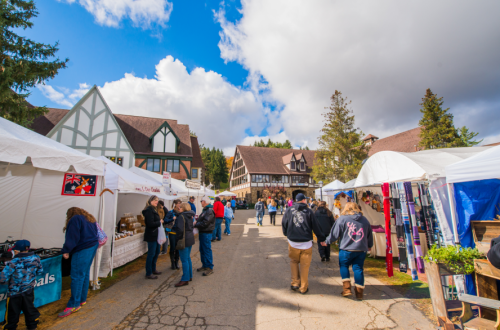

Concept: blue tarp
[[334, 190, 354, 199], [454, 179, 500, 295]]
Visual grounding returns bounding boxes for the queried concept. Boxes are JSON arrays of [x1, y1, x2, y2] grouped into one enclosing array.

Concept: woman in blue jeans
[[223, 202, 234, 235], [59, 207, 99, 317], [322, 202, 373, 300], [142, 195, 164, 280], [174, 203, 196, 287]]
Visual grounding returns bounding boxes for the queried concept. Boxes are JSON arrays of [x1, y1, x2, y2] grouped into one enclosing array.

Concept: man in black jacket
[[282, 193, 325, 294], [194, 197, 216, 276]]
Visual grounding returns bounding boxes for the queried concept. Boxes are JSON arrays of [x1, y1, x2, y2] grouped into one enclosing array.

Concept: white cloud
[[217, 0, 500, 148], [99, 56, 267, 152], [68, 83, 91, 100], [37, 84, 74, 108], [58, 0, 173, 29]]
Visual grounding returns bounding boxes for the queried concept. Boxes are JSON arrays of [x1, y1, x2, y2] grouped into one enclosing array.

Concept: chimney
[[414, 145, 417, 152]]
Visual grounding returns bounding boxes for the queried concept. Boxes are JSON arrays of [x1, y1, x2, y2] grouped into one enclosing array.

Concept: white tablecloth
[[112, 232, 148, 269], [370, 232, 428, 258]]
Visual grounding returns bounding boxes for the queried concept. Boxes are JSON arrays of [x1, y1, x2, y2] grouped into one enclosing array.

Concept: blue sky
[[24, 1, 500, 154]]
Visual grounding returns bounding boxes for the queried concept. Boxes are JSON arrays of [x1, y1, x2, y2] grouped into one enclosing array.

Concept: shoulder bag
[[175, 215, 186, 250]]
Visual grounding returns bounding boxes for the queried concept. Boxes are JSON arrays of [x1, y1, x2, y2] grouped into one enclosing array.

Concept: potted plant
[[424, 244, 486, 275]]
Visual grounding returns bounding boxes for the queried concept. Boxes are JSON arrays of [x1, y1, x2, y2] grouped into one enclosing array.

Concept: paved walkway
[[51, 210, 436, 330]]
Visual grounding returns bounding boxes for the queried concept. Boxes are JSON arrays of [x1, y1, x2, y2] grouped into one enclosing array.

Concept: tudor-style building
[[229, 145, 320, 203], [31, 85, 204, 182]]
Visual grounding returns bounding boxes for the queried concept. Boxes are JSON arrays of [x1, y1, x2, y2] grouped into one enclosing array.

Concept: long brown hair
[[64, 207, 96, 232], [144, 195, 159, 210], [341, 202, 362, 216], [318, 201, 333, 217]]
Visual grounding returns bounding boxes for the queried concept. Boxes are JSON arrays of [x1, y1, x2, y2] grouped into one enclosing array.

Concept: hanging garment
[[382, 183, 393, 277], [397, 182, 418, 280], [404, 182, 425, 274], [418, 183, 435, 248], [391, 183, 408, 273]]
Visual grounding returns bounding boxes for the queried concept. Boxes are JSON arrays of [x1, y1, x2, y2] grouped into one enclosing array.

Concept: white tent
[[355, 147, 491, 187], [217, 191, 237, 197], [315, 179, 344, 197], [0, 117, 105, 248], [446, 145, 500, 183]]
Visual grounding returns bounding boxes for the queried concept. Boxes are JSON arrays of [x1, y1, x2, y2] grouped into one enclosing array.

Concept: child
[[0, 240, 43, 330]]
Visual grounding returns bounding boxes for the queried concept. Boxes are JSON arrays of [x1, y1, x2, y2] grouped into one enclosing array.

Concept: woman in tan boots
[[321, 202, 373, 300]]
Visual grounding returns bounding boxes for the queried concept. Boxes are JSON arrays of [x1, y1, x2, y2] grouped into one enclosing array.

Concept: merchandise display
[[404, 182, 425, 273]]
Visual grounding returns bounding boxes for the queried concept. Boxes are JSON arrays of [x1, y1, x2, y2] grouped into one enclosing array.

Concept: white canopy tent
[[0, 117, 106, 248], [217, 191, 237, 197], [446, 145, 500, 184], [316, 179, 344, 198]]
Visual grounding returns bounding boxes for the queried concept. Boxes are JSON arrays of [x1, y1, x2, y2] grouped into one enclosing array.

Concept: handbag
[[96, 223, 108, 248], [175, 215, 186, 250]]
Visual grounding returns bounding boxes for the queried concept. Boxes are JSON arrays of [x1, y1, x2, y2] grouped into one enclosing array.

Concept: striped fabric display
[[404, 182, 425, 273], [417, 183, 435, 248], [391, 183, 408, 273], [382, 183, 393, 277], [397, 182, 418, 281]]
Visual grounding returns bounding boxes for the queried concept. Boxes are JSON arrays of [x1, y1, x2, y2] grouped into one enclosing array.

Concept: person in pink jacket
[[288, 198, 293, 207]]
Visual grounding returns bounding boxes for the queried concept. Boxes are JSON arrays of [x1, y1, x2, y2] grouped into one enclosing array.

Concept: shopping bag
[[96, 223, 108, 248], [157, 225, 167, 245]]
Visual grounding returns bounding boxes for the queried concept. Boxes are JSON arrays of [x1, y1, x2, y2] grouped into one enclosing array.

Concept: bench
[[460, 294, 500, 330]]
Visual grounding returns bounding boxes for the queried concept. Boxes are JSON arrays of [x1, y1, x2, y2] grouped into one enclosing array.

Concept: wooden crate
[[471, 220, 500, 254]]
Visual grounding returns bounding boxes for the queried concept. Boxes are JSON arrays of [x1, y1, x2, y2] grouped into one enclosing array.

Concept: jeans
[[231, 207, 236, 213], [269, 211, 277, 225], [318, 241, 331, 259], [279, 206, 283, 214], [256, 212, 264, 225], [67, 244, 98, 308], [179, 245, 193, 281], [339, 250, 367, 287], [212, 218, 223, 240], [146, 241, 161, 276], [161, 232, 169, 253], [224, 216, 232, 235], [199, 232, 214, 269], [169, 233, 179, 264]]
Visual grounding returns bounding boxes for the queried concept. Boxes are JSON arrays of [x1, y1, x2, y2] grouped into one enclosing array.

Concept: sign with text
[[162, 172, 171, 195], [185, 180, 201, 190], [61, 173, 98, 196]]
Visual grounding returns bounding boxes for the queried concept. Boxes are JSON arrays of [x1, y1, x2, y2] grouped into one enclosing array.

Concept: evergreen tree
[[312, 90, 368, 183], [200, 146, 229, 188], [418, 89, 464, 149], [458, 126, 482, 147], [0, 0, 68, 127], [253, 138, 293, 149]]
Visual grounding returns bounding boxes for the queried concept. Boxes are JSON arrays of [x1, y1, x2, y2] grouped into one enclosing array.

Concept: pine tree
[[253, 138, 293, 149], [312, 90, 368, 183], [418, 89, 464, 149], [0, 0, 68, 127], [200, 146, 229, 188], [458, 126, 482, 147]]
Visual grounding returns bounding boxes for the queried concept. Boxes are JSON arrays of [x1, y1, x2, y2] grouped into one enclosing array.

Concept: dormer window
[[290, 160, 296, 170], [300, 160, 305, 171], [151, 122, 179, 153]]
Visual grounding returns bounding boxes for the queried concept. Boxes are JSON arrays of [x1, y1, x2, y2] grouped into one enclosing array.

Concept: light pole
[[319, 181, 323, 201]]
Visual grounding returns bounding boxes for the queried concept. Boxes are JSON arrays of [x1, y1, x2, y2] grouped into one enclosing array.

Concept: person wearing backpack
[[255, 199, 265, 226]]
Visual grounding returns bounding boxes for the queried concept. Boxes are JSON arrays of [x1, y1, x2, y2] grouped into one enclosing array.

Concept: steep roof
[[237, 146, 316, 175], [190, 136, 205, 168], [31, 108, 193, 157], [363, 134, 379, 141], [368, 127, 422, 156], [485, 141, 500, 147]]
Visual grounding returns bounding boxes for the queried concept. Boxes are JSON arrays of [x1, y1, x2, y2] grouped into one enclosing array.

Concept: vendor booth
[[0, 117, 106, 321], [97, 157, 176, 277]]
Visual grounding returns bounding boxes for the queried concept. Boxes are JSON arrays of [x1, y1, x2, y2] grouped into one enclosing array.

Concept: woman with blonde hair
[[59, 207, 99, 317], [173, 202, 195, 287], [322, 202, 373, 301], [142, 195, 164, 279]]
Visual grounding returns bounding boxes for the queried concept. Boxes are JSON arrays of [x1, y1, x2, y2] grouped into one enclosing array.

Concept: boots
[[174, 259, 180, 269], [355, 286, 364, 300], [341, 281, 352, 297], [171, 260, 176, 270]]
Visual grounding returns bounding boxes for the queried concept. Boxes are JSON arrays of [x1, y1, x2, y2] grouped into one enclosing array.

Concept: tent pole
[[446, 183, 460, 245]]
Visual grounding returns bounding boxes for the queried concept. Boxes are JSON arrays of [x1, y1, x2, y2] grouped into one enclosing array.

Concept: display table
[[113, 232, 148, 269], [370, 232, 428, 258], [0, 255, 62, 323]]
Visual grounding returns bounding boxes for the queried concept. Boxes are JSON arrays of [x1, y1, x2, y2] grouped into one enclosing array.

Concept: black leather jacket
[[195, 205, 215, 233]]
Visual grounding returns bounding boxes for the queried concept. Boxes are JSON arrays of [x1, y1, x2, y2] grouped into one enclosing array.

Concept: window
[[147, 158, 161, 172], [252, 175, 256, 183], [282, 175, 289, 183], [300, 161, 305, 171], [290, 161, 296, 170], [192, 168, 198, 178], [167, 159, 180, 173], [106, 156, 123, 167], [291, 176, 308, 184]]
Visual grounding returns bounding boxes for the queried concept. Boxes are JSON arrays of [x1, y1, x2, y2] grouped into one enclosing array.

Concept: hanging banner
[[418, 182, 435, 248], [162, 172, 171, 195], [185, 180, 201, 190], [404, 182, 425, 274], [397, 182, 418, 281], [382, 183, 393, 277], [0, 255, 62, 322], [61, 173, 98, 196], [391, 183, 408, 273]]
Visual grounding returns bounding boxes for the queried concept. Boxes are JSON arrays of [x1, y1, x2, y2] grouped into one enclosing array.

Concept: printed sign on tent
[[163, 171, 171, 195], [61, 173, 98, 196]]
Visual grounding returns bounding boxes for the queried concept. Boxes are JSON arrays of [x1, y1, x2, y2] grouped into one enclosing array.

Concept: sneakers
[[227, 234, 231, 236], [291, 286, 299, 291], [197, 267, 209, 272], [80, 301, 86, 307], [146, 275, 158, 279], [58, 306, 81, 318], [202, 269, 214, 276], [321, 257, 326, 262]]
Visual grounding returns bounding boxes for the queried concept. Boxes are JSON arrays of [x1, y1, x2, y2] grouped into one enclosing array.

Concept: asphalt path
[[51, 209, 436, 330]]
